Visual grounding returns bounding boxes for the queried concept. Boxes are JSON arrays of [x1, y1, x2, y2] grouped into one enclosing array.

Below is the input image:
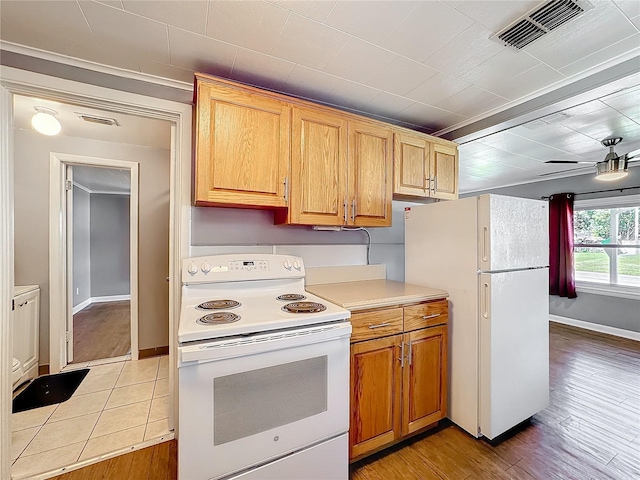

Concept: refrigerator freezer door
[[479, 268, 549, 440], [478, 195, 549, 271]]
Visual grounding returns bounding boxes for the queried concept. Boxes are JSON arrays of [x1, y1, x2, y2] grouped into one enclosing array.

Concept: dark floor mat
[[12, 369, 89, 413]]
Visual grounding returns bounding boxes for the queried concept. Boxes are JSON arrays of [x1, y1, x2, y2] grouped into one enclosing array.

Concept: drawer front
[[404, 300, 448, 331], [350, 308, 403, 343]]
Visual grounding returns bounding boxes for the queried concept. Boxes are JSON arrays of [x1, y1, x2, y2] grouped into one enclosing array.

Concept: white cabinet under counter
[[13, 285, 40, 386]]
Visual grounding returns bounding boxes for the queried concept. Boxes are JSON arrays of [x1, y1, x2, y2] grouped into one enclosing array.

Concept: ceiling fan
[[544, 137, 640, 181]]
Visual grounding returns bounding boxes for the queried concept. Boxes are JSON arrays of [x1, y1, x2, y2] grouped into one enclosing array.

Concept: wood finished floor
[[52, 323, 640, 479], [71, 301, 131, 364], [49, 440, 176, 480]]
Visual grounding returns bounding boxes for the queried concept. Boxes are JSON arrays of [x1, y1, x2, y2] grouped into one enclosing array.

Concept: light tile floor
[[11, 355, 171, 479]]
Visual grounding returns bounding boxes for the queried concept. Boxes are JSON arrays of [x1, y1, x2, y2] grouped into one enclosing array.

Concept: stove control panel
[[183, 254, 305, 284]]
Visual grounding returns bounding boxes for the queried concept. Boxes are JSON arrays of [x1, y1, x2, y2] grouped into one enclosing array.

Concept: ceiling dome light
[[31, 107, 61, 136], [595, 156, 628, 181]]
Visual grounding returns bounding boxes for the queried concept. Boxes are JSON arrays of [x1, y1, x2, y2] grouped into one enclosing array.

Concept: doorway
[[1, 66, 191, 479], [66, 163, 136, 365]]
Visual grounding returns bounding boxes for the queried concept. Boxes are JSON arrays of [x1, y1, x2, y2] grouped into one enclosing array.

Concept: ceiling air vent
[[491, 0, 592, 50], [76, 113, 119, 126]]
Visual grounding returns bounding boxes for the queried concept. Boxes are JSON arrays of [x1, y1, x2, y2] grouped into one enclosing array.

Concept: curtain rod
[[541, 185, 640, 200]]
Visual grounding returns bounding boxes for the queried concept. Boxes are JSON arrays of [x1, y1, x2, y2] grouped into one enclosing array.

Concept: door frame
[[0, 65, 192, 480], [50, 154, 140, 370]]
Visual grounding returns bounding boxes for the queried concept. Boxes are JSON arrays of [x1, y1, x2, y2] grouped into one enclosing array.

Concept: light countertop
[[306, 279, 448, 312], [14, 285, 39, 297]]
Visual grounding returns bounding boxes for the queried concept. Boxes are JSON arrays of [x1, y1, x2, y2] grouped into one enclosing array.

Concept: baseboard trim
[[38, 365, 49, 376], [72, 298, 91, 315], [73, 295, 131, 314], [91, 294, 131, 303], [549, 314, 640, 342], [139, 346, 169, 359]]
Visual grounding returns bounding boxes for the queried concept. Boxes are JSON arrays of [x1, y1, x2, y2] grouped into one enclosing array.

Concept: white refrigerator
[[405, 194, 549, 440]]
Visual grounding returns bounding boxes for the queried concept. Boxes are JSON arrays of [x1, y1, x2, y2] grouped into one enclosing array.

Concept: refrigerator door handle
[[482, 226, 489, 263], [482, 282, 490, 319]]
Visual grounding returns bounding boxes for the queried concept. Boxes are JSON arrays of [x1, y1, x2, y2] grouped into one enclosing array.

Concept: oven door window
[[213, 356, 328, 445]]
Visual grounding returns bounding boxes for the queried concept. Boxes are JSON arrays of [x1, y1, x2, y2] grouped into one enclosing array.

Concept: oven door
[[178, 322, 351, 480]]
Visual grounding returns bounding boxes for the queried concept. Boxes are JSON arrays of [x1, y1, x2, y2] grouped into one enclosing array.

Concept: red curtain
[[549, 193, 576, 298]]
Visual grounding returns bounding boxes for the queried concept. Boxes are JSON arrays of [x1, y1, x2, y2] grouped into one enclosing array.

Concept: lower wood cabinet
[[349, 300, 448, 461]]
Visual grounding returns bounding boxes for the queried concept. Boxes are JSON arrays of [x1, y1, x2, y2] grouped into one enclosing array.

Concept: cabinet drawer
[[350, 308, 403, 343], [404, 300, 448, 331]]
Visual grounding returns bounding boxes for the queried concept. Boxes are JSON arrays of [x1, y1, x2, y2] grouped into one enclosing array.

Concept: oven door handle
[[179, 322, 352, 364]]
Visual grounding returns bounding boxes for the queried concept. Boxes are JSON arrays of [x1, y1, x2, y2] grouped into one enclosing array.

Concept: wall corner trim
[[549, 314, 640, 342]]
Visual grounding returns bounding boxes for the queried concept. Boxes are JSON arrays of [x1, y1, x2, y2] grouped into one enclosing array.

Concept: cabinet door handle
[[425, 176, 430, 192], [407, 340, 413, 366], [433, 175, 438, 192], [283, 176, 288, 202], [368, 322, 391, 329], [343, 199, 347, 223], [398, 341, 404, 367], [422, 313, 440, 319], [351, 199, 356, 222]]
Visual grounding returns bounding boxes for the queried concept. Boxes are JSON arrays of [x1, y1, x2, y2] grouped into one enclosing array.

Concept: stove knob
[[187, 262, 198, 275], [201, 261, 211, 274], [283, 259, 292, 270], [293, 260, 301, 270]]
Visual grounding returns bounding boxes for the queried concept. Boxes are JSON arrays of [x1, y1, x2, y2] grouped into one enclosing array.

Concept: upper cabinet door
[[194, 81, 290, 207], [430, 143, 458, 200], [289, 107, 348, 226], [348, 121, 393, 227], [393, 133, 430, 198]]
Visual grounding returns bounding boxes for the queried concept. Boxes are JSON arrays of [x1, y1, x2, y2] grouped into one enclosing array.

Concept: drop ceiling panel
[[79, 1, 170, 63], [433, 85, 508, 118], [488, 64, 567, 101], [406, 72, 471, 106], [282, 65, 342, 101], [423, 23, 504, 78], [600, 85, 640, 111], [368, 57, 438, 96], [365, 92, 416, 118], [325, 79, 382, 111], [271, 1, 336, 22], [559, 33, 640, 78], [322, 37, 397, 84], [206, 1, 289, 55], [168, 27, 237, 77], [270, 13, 350, 70], [612, 0, 640, 19], [396, 102, 467, 131], [380, 1, 474, 62], [447, 0, 542, 33], [137, 58, 195, 84], [324, 1, 419, 44], [460, 50, 541, 93], [74, 166, 131, 194], [123, 0, 208, 35], [524, 2, 638, 70], [230, 48, 295, 91]]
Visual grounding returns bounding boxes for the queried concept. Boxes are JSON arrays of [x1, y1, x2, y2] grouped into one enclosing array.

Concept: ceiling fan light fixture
[[595, 156, 628, 181], [31, 107, 61, 136]]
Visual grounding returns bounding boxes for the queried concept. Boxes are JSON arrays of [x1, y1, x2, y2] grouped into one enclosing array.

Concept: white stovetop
[[179, 279, 351, 344]]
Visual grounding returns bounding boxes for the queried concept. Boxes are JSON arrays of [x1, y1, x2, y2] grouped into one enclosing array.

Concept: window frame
[[573, 194, 640, 300]]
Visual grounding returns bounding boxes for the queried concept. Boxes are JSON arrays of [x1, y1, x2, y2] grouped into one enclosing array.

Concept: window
[[573, 195, 640, 296]]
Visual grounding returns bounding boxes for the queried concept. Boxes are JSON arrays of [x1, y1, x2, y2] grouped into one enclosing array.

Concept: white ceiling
[[13, 94, 172, 149], [2, 0, 640, 193], [74, 165, 131, 194]]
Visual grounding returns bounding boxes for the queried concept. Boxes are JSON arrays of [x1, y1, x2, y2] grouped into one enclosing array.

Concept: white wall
[[13, 127, 171, 363]]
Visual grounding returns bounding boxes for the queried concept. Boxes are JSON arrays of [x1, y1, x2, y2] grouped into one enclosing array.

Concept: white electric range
[[178, 254, 351, 480]]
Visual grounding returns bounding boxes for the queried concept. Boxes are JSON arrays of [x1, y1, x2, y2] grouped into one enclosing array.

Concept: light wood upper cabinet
[[350, 335, 403, 459], [402, 325, 448, 436], [194, 80, 290, 208], [348, 121, 393, 227], [283, 111, 393, 227], [286, 107, 348, 226], [393, 132, 458, 200], [394, 132, 430, 197], [431, 143, 458, 200]]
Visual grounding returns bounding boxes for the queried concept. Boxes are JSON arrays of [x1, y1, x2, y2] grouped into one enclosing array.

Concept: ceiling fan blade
[[544, 160, 592, 164]]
